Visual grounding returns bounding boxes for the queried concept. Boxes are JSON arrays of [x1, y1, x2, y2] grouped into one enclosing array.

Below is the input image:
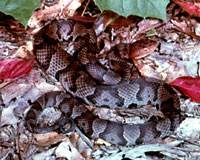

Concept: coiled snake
[[25, 19, 182, 146]]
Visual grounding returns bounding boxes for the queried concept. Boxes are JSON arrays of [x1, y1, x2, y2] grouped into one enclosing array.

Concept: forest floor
[[1, 0, 200, 160]]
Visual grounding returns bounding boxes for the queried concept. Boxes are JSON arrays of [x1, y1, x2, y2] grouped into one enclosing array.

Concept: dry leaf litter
[[1, 1, 200, 160]]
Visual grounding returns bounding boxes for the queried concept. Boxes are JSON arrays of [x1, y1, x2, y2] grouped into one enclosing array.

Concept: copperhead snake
[[25, 19, 182, 146]]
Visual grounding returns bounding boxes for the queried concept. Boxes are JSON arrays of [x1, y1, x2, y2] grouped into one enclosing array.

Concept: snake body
[[25, 19, 182, 146]]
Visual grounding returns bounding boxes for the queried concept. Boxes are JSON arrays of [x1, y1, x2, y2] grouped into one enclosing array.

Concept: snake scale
[[25, 19, 182, 146]]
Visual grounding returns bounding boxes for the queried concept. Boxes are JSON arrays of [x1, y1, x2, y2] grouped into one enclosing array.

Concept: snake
[[25, 19, 182, 146]]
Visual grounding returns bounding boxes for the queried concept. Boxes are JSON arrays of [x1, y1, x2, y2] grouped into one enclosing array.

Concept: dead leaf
[[55, 138, 85, 160], [33, 132, 65, 146], [15, 41, 35, 60], [28, 0, 83, 35], [70, 16, 95, 23], [133, 59, 162, 79], [1, 103, 19, 126], [99, 11, 134, 28], [171, 19, 200, 40], [69, 133, 93, 159], [93, 11, 135, 36]]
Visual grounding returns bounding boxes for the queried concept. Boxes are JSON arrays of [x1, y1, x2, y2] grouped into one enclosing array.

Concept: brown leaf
[[27, 0, 83, 35], [171, 19, 200, 40], [70, 16, 95, 23], [15, 41, 35, 60], [33, 132, 64, 146], [93, 11, 135, 36]]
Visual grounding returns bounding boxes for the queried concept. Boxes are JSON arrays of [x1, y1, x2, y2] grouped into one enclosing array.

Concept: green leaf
[[0, 0, 41, 28], [94, 0, 169, 22]]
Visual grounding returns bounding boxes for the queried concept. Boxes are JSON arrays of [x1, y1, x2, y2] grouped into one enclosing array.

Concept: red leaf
[[0, 59, 35, 80], [170, 76, 200, 102], [172, 0, 200, 17]]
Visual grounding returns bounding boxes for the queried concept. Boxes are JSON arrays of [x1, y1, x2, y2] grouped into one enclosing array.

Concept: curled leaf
[[0, 59, 35, 80], [170, 76, 200, 102]]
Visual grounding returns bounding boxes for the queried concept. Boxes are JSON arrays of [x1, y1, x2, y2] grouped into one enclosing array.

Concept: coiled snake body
[[25, 19, 182, 146]]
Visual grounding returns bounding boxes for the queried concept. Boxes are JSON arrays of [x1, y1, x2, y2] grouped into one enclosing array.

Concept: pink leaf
[[172, 0, 200, 17], [0, 59, 35, 80], [170, 76, 200, 102]]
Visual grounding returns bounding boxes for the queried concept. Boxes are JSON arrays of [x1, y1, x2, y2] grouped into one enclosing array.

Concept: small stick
[[81, 0, 90, 16], [35, 63, 65, 92], [197, 61, 200, 77]]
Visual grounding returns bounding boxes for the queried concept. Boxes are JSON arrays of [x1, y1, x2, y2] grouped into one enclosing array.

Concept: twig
[[35, 63, 65, 92], [16, 122, 23, 160], [81, 0, 90, 16], [174, 146, 200, 152], [171, 135, 200, 147]]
